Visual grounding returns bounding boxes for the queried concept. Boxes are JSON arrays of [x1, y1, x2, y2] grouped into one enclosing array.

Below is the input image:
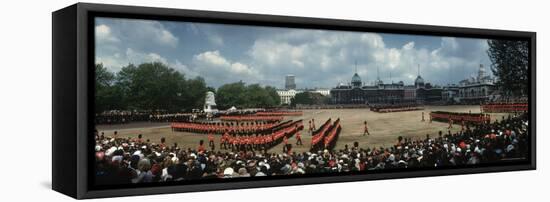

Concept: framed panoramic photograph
[[52, 3, 536, 199]]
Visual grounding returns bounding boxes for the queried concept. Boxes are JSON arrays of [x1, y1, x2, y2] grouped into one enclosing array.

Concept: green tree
[[291, 92, 314, 106], [95, 62, 282, 113], [114, 62, 203, 112], [96, 63, 114, 88], [291, 92, 328, 106], [245, 84, 274, 108], [216, 82, 281, 109], [95, 63, 123, 113], [183, 76, 208, 110], [265, 86, 281, 107], [487, 40, 529, 96], [216, 81, 247, 109]]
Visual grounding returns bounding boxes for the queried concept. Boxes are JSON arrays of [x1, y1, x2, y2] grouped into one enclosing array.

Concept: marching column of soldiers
[[370, 103, 422, 112], [424, 112, 479, 132], [172, 121, 278, 135], [214, 121, 303, 153]]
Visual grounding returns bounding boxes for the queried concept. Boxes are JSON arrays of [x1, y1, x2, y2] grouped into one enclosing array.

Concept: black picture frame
[[52, 2, 536, 199]]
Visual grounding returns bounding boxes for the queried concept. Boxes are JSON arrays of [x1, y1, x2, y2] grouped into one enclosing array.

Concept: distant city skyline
[[95, 17, 493, 89]]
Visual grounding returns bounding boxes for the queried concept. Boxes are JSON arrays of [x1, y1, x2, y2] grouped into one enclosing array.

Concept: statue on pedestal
[[204, 91, 218, 115]]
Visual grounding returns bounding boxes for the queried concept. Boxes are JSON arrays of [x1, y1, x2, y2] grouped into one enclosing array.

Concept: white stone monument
[[203, 91, 218, 113]]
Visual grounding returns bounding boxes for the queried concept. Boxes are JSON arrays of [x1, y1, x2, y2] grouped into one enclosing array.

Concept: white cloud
[[243, 30, 490, 88], [403, 41, 415, 50], [207, 35, 224, 46], [96, 55, 125, 72], [95, 24, 119, 43], [174, 60, 199, 78], [97, 19, 179, 48], [95, 19, 182, 73], [246, 31, 398, 87], [96, 48, 169, 72], [360, 33, 386, 49], [442, 37, 459, 51], [190, 50, 258, 86], [230, 62, 251, 74], [158, 29, 178, 46], [193, 50, 255, 76], [248, 40, 307, 68], [126, 48, 168, 65], [194, 50, 230, 67], [132, 20, 179, 47], [95, 18, 491, 89], [387, 48, 401, 69]]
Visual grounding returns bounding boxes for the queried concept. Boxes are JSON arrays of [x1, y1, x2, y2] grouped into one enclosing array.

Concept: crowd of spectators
[[94, 113, 529, 185]]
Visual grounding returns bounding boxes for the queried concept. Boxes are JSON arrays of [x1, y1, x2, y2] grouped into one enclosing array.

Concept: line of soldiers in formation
[[219, 115, 284, 122], [481, 102, 529, 113], [193, 118, 346, 152], [171, 121, 278, 135], [420, 111, 489, 132], [255, 111, 303, 116], [370, 103, 423, 113], [199, 121, 304, 153], [310, 118, 343, 152]]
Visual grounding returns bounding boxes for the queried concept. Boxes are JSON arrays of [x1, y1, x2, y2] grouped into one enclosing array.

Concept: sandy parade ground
[[96, 105, 512, 153]]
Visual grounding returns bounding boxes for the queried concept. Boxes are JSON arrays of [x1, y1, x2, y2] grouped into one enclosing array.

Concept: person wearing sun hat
[[223, 167, 234, 178]]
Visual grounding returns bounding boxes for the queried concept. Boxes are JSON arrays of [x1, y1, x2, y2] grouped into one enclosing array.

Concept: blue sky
[[95, 17, 492, 89]]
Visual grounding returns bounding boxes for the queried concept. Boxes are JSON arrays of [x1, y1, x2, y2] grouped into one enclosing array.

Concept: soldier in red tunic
[[220, 132, 227, 150], [197, 140, 206, 153], [363, 121, 370, 136], [283, 133, 289, 153], [295, 128, 302, 146], [461, 118, 465, 132], [208, 131, 215, 150], [308, 120, 312, 134]]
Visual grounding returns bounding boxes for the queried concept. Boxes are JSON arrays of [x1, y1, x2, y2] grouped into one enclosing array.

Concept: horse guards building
[[277, 64, 497, 105]]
